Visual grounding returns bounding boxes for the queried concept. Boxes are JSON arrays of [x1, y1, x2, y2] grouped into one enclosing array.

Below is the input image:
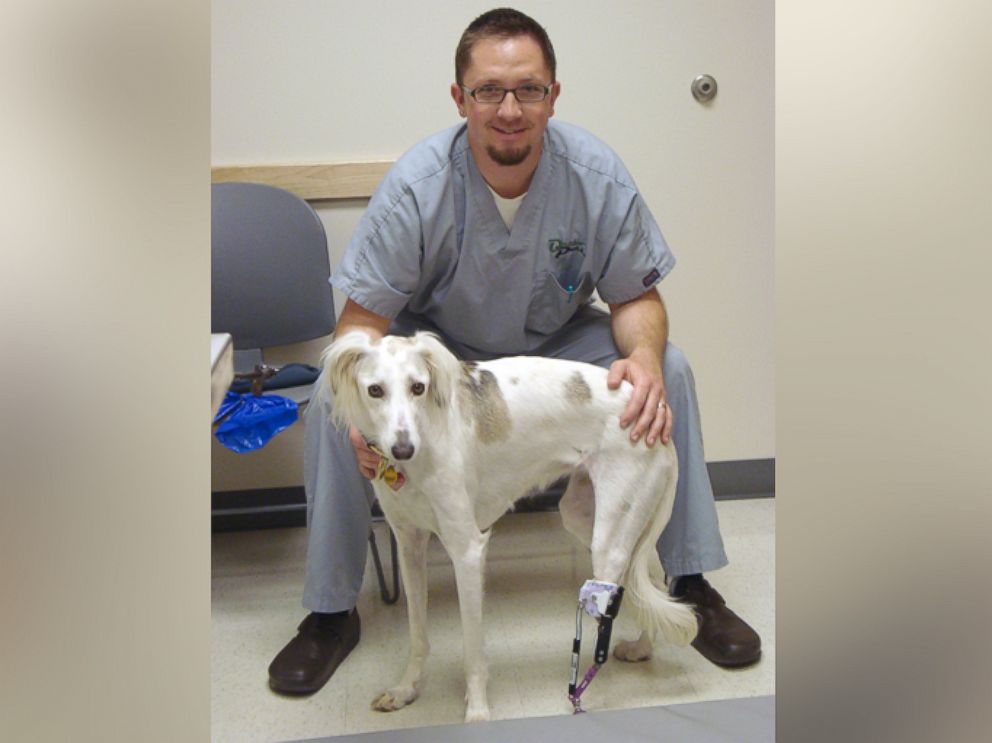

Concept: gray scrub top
[[332, 120, 675, 356]]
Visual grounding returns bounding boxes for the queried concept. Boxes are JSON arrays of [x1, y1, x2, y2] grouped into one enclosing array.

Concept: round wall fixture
[[691, 74, 718, 103]]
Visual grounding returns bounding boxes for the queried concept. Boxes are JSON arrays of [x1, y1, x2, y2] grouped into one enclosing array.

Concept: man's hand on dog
[[607, 351, 672, 447], [349, 425, 405, 490]]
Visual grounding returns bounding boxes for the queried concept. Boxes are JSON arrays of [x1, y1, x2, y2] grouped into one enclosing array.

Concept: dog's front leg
[[371, 524, 432, 712], [441, 525, 492, 723]]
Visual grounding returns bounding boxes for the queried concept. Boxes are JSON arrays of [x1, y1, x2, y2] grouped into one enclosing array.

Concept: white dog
[[323, 331, 697, 722]]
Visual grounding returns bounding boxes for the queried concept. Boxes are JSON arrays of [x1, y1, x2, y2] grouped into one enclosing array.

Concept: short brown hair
[[454, 8, 557, 85]]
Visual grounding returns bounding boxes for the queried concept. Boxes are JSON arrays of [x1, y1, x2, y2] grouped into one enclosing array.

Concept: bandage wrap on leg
[[568, 580, 625, 713]]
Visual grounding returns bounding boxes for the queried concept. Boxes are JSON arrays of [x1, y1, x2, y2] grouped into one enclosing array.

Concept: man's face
[[451, 35, 560, 169]]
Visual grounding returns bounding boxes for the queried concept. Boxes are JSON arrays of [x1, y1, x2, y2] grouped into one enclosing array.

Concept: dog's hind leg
[[613, 550, 670, 662], [559, 466, 595, 548], [587, 451, 697, 651], [586, 462, 653, 587], [561, 464, 653, 663], [613, 629, 654, 662], [371, 524, 432, 712], [612, 577, 665, 664]]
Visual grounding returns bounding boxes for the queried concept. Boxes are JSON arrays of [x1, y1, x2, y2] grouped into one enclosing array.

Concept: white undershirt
[[486, 184, 527, 229]]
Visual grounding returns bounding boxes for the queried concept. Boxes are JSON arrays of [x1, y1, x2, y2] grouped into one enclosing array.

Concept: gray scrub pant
[[302, 305, 729, 613]]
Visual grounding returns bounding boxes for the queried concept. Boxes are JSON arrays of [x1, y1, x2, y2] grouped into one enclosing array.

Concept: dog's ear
[[320, 331, 372, 426], [412, 332, 458, 411]]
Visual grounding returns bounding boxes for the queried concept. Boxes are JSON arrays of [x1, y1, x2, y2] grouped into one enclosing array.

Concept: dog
[[322, 330, 698, 722]]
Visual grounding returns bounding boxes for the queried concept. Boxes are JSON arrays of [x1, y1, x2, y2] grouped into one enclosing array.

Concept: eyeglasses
[[460, 82, 552, 104]]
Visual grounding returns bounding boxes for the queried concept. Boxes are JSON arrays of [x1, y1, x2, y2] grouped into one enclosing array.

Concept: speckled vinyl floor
[[211, 498, 774, 742]]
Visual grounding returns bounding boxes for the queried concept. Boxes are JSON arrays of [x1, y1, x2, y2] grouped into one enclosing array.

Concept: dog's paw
[[614, 636, 654, 662], [371, 685, 419, 712], [464, 702, 491, 723]]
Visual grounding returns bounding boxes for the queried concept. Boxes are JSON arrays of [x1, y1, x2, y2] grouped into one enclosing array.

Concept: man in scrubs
[[268, 7, 762, 696]]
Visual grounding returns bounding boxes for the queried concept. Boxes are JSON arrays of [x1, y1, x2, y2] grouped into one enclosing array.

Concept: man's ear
[[548, 80, 561, 118], [451, 82, 467, 117]]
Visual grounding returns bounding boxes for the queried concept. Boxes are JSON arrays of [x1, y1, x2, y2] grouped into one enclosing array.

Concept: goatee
[[486, 144, 531, 167]]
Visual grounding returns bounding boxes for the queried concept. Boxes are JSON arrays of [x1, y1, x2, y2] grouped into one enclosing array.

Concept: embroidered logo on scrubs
[[642, 268, 661, 287], [548, 239, 586, 259]]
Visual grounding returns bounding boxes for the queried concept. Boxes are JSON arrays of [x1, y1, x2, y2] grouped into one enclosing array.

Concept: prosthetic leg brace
[[568, 580, 625, 713]]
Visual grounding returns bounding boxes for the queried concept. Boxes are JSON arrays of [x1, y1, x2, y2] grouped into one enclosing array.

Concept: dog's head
[[321, 330, 458, 462]]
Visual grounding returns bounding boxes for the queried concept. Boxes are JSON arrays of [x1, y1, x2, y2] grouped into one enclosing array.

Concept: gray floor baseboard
[[212, 457, 774, 532], [709, 457, 775, 499]]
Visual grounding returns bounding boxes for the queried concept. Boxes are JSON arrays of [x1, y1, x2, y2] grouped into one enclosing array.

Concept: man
[[268, 7, 761, 696]]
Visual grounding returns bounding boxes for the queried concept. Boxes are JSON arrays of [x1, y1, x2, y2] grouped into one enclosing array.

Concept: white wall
[[212, 0, 774, 490]]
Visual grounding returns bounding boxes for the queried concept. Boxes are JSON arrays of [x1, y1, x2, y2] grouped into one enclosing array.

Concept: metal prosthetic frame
[[568, 580, 625, 713]]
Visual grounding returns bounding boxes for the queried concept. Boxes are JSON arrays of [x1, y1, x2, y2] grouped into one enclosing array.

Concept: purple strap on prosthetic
[[568, 664, 601, 713]]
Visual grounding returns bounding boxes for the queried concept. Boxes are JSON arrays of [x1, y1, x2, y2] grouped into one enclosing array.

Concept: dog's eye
[[368, 384, 384, 398], [410, 382, 425, 396]]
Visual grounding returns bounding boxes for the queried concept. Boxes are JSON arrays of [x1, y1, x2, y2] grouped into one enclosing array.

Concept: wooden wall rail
[[211, 161, 394, 202]]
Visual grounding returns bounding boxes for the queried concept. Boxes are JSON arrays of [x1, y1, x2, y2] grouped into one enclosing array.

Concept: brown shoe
[[268, 611, 360, 695], [674, 575, 761, 668]]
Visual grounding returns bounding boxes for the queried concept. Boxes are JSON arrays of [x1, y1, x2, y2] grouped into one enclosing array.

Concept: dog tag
[[381, 466, 399, 486], [369, 442, 403, 489]]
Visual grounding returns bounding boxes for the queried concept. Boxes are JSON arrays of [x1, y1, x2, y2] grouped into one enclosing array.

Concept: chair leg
[[368, 526, 400, 605]]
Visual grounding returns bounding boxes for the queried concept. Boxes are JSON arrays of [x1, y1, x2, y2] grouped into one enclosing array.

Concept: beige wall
[[212, 0, 774, 491]]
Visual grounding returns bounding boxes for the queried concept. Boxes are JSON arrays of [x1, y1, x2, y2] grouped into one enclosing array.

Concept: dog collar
[[367, 442, 402, 488]]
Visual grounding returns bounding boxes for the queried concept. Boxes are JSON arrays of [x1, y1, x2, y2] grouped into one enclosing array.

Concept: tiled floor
[[211, 498, 774, 742]]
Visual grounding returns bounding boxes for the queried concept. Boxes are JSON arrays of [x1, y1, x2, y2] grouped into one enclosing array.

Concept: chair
[[211, 181, 399, 604], [212, 181, 334, 402]]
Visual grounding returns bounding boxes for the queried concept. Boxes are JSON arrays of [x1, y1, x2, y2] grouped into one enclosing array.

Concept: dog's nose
[[391, 441, 415, 460], [391, 431, 415, 460]]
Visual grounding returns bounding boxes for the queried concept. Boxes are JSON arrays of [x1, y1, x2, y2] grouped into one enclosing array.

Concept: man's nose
[[497, 90, 523, 118]]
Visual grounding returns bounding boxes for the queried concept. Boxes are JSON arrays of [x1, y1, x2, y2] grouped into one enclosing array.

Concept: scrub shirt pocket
[[525, 270, 595, 335]]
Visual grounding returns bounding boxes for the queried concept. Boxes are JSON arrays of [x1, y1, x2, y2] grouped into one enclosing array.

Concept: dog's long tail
[[622, 478, 699, 646]]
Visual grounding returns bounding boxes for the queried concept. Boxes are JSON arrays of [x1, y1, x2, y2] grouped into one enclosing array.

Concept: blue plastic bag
[[213, 391, 299, 453]]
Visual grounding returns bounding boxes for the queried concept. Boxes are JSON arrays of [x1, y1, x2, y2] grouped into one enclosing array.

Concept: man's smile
[[490, 124, 530, 143]]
